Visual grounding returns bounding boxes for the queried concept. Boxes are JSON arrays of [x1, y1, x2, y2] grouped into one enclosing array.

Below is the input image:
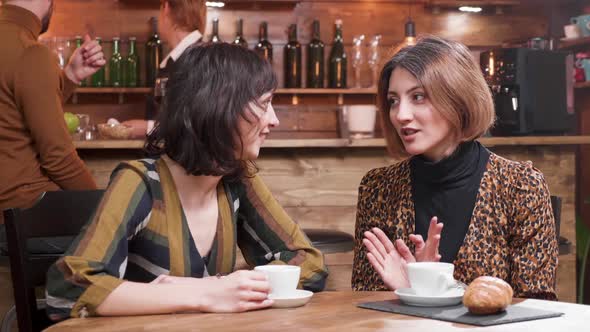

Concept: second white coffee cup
[[406, 262, 457, 297], [254, 265, 301, 297]]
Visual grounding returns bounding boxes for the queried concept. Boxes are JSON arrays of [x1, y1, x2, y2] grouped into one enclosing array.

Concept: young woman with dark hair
[[46, 43, 328, 320], [351, 36, 558, 300]]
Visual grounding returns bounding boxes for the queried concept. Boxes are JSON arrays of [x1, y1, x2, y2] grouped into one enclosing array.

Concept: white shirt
[[159, 30, 202, 69]]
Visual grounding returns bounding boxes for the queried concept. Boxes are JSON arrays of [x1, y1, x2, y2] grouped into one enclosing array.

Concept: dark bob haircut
[[145, 43, 277, 179]]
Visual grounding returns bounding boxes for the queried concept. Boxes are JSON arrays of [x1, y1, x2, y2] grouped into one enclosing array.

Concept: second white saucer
[[269, 289, 314, 309], [394, 287, 464, 307]]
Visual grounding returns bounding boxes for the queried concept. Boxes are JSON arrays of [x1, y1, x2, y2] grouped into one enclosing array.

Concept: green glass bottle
[[109, 37, 123, 87], [254, 22, 273, 63], [328, 19, 347, 88], [210, 18, 222, 43], [145, 17, 163, 87], [74, 36, 86, 87], [90, 37, 105, 87], [284, 24, 302, 88], [125, 37, 140, 87], [233, 19, 248, 48], [307, 20, 325, 88]]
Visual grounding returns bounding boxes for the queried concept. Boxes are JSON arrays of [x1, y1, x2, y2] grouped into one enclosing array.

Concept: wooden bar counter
[[46, 291, 590, 332], [76, 136, 588, 303]]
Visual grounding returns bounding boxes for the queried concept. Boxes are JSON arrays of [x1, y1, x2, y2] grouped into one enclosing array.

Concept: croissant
[[463, 276, 513, 315]]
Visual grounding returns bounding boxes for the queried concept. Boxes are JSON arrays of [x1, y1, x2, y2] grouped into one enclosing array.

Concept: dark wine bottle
[[284, 24, 302, 88], [307, 20, 325, 88], [254, 22, 273, 63], [328, 19, 347, 88], [233, 19, 248, 48], [210, 18, 222, 43], [145, 17, 163, 87]]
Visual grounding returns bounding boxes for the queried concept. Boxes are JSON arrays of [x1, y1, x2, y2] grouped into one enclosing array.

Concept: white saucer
[[394, 287, 464, 307], [268, 290, 313, 308]]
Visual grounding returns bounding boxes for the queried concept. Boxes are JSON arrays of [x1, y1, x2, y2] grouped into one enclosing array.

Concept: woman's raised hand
[[363, 227, 411, 290], [409, 216, 443, 262]]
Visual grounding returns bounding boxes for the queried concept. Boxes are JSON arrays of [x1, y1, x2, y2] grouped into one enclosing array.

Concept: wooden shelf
[[75, 140, 145, 149], [73, 87, 377, 95], [275, 88, 377, 95], [74, 136, 590, 149], [575, 82, 590, 89], [75, 87, 152, 94], [557, 36, 590, 52], [479, 136, 590, 146]]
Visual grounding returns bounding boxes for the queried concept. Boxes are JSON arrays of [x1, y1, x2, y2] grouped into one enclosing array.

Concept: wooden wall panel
[[79, 145, 578, 301]]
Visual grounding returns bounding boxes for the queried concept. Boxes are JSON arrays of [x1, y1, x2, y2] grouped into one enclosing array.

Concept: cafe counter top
[[74, 135, 590, 149]]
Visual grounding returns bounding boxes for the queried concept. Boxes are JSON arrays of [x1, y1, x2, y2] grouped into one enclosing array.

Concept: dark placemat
[[358, 299, 563, 326]]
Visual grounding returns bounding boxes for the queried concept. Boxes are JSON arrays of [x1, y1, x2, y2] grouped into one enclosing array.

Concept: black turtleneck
[[410, 140, 490, 263]]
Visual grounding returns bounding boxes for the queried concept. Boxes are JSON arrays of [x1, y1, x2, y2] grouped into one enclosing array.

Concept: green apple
[[64, 112, 79, 134]]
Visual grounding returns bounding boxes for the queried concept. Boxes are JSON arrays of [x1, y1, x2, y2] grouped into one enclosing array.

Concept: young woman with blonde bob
[[351, 36, 558, 300]]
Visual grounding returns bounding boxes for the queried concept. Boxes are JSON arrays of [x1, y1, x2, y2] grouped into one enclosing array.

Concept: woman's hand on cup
[[363, 227, 411, 290], [409, 216, 443, 262], [198, 270, 273, 313]]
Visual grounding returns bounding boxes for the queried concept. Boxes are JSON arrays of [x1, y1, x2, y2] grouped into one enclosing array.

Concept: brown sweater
[[0, 5, 96, 212]]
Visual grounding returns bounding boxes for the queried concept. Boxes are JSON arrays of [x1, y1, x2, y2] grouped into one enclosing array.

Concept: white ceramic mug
[[254, 265, 300, 297], [406, 262, 457, 297], [564, 24, 582, 39], [345, 104, 377, 139]]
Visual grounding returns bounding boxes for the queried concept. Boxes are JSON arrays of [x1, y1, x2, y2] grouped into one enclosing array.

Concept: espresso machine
[[480, 48, 574, 136]]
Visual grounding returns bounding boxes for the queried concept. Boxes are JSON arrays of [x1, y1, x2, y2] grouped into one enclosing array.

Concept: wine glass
[[53, 37, 71, 69], [351, 35, 365, 88], [368, 35, 382, 88]]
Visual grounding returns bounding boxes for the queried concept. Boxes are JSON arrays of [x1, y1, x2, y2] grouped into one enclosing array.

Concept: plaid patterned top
[[46, 158, 328, 319]]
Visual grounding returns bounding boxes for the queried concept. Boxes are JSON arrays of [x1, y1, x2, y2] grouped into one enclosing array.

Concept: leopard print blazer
[[351, 152, 558, 300]]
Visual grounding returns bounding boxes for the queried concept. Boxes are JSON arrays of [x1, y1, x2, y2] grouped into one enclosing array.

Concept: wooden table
[[46, 291, 590, 331]]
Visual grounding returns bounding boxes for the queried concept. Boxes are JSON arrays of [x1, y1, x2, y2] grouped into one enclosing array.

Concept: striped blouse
[[46, 158, 328, 319]]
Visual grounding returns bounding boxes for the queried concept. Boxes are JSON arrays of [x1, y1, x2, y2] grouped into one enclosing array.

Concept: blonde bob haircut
[[378, 35, 495, 158]]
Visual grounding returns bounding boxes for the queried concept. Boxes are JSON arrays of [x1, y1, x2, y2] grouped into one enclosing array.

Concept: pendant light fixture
[[404, 0, 417, 46], [390, 0, 417, 56]]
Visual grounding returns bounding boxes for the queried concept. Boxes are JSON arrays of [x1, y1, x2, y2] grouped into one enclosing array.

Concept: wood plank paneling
[[79, 146, 578, 300]]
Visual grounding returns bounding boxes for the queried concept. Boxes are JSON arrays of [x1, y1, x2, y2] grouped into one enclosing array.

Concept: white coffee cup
[[406, 262, 457, 297], [345, 105, 377, 139], [254, 265, 300, 297], [564, 24, 582, 39]]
